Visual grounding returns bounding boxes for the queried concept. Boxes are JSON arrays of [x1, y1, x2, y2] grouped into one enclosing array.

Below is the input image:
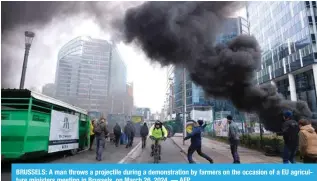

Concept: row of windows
[[273, 69, 317, 116], [77, 83, 108, 89], [259, 44, 315, 77], [57, 71, 109, 80], [56, 89, 108, 97], [81, 54, 110, 61], [249, 2, 312, 42], [79, 68, 109, 74]]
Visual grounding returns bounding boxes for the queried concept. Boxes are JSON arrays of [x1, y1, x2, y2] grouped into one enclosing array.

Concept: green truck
[[1, 89, 90, 161]]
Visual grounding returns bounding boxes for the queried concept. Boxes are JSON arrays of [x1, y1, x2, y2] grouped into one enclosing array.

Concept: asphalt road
[[2, 137, 141, 181], [128, 138, 188, 163]]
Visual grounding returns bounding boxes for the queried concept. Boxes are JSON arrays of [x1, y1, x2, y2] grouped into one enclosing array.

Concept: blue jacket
[[184, 125, 206, 147]]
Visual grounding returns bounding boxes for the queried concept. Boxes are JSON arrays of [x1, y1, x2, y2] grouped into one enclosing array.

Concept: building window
[[295, 70, 317, 118], [276, 79, 290, 100], [308, 16, 313, 25]]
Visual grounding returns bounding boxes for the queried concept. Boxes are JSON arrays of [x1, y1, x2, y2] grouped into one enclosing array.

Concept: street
[[127, 138, 188, 163], [171, 134, 282, 163], [1, 134, 286, 181], [1, 137, 141, 181]]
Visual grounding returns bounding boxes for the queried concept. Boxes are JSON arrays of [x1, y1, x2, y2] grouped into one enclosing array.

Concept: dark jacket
[[184, 125, 206, 147], [124, 122, 135, 137], [282, 119, 299, 150], [140, 124, 149, 137], [94, 121, 109, 138], [113, 124, 121, 136]]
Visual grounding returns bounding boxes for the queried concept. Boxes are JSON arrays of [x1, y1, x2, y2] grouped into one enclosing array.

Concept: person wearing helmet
[[149, 120, 168, 158]]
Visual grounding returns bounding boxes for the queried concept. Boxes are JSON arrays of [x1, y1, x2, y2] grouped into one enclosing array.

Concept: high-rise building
[[42, 83, 56, 98], [163, 65, 175, 119], [55, 36, 127, 115], [136, 108, 151, 121], [124, 82, 134, 116], [107, 46, 128, 114], [109, 46, 127, 94], [172, 17, 249, 121], [247, 1, 317, 117]]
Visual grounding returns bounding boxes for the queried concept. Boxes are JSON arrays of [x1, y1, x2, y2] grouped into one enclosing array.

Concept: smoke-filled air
[[120, 1, 314, 132], [1, 1, 315, 132], [1, 1, 140, 88]]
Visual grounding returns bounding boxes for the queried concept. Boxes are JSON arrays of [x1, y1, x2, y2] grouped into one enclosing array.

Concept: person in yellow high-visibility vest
[[149, 120, 168, 160], [89, 119, 95, 150]]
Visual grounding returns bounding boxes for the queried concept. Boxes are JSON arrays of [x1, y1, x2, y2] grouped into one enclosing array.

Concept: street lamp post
[[20, 31, 35, 89], [183, 67, 187, 145]]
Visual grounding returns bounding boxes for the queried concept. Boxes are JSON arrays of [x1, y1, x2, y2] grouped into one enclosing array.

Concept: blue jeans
[[96, 136, 106, 161], [282, 146, 297, 164]]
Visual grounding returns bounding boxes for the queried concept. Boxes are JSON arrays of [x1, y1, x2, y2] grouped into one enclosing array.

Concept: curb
[[118, 141, 142, 164], [170, 137, 199, 163], [78, 148, 89, 154]]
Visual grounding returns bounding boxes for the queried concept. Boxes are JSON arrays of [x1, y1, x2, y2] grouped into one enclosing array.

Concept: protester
[[124, 121, 135, 148], [149, 121, 168, 159], [140, 122, 149, 149], [281, 110, 299, 164], [93, 118, 109, 161], [113, 123, 122, 147], [298, 119, 317, 163], [89, 119, 95, 151], [227, 115, 241, 163], [184, 120, 213, 164]]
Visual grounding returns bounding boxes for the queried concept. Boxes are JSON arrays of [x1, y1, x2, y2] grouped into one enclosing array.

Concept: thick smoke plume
[[122, 1, 314, 132], [2, 1, 139, 34]]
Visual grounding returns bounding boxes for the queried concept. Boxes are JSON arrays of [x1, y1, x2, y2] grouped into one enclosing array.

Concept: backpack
[[114, 125, 121, 135], [94, 123, 102, 135]]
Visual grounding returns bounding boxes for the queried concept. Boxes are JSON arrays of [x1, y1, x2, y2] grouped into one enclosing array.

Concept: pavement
[[171, 133, 282, 163], [1, 133, 286, 181], [1, 137, 141, 181], [126, 138, 188, 163]]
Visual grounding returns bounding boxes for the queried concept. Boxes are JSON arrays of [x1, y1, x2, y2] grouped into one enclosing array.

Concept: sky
[[1, 2, 246, 113], [2, 15, 167, 113]]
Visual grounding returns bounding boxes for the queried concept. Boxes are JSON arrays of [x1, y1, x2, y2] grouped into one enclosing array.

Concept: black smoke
[[121, 1, 313, 132]]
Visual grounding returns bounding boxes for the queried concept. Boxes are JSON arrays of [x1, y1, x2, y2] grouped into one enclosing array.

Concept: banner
[[214, 118, 228, 137], [132, 116, 142, 123], [12, 164, 317, 181], [48, 110, 79, 153]]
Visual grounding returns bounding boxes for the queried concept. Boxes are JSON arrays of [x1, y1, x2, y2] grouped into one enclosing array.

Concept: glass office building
[[172, 17, 249, 120], [55, 36, 127, 115], [247, 1, 317, 117]]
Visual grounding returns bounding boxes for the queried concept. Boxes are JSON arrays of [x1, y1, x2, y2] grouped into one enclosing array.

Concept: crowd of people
[[88, 118, 169, 162], [280, 111, 317, 163], [88, 118, 139, 161], [87, 111, 317, 163], [183, 110, 317, 164]]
